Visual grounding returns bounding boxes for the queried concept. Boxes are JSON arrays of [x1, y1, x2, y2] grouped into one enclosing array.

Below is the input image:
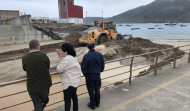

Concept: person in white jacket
[[56, 43, 81, 111]]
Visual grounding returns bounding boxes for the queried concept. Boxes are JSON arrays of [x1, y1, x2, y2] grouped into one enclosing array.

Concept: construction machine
[[79, 21, 124, 45]]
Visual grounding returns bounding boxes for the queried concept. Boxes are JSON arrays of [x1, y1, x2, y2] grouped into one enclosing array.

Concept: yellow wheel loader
[[79, 21, 124, 45]]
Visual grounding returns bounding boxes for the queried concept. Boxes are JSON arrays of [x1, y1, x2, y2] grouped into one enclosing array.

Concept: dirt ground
[[0, 32, 186, 83]]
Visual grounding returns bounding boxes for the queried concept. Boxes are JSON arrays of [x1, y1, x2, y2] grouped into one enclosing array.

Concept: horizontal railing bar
[[0, 72, 59, 87], [0, 78, 27, 87], [46, 100, 64, 107], [101, 71, 130, 81], [49, 91, 63, 96], [52, 81, 61, 85], [0, 90, 27, 99], [132, 65, 150, 72], [0, 80, 64, 99], [0, 99, 31, 110], [49, 83, 87, 97], [104, 64, 129, 72], [133, 57, 156, 65]]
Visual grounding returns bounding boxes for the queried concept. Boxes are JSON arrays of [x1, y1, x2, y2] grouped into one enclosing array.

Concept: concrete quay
[[49, 61, 190, 111]]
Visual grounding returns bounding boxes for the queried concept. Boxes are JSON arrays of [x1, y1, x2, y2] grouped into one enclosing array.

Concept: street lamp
[[86, 12, 88, 25], [101, 11, 103, 21]]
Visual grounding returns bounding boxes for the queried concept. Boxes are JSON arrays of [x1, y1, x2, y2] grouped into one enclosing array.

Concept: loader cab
[[95, 21, 114, 31], [102, 22, 115, 31], [104, 23, 109, 30], [94, 21, 102, 29]]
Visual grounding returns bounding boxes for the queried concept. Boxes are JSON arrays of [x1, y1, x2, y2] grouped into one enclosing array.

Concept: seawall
[[0, 24, 51, 45]]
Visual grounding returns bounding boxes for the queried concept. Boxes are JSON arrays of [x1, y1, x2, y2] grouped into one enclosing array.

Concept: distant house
[[29, 17, 56, 24]]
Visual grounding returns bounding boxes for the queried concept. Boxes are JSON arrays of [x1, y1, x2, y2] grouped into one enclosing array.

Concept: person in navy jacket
[[81, 41, 105, 110]]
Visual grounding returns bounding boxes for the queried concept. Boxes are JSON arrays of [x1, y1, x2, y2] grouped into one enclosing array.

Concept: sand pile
[[37, 24, 90, 33], [103, 37, 183, 61], [64, 32, 85, 47]]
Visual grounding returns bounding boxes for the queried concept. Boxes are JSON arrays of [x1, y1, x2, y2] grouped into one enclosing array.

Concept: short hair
[[61, 43, 76, 57], [29, 39, 39, 49], [87, 41, 95, 49]]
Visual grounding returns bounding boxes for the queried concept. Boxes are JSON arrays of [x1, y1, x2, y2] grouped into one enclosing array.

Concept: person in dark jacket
[[81, 41, 105, 110], [22, 39, 52, 111]]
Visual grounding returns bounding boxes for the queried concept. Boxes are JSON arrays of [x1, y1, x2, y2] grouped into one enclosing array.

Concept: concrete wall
[[0, 10, 19, 21], [2, 15, 30, 25], [0, 13, 52, 45], [0, 24, 51, 45]]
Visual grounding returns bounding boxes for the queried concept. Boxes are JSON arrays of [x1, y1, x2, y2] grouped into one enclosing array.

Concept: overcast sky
[[0, 0, 155, 18]]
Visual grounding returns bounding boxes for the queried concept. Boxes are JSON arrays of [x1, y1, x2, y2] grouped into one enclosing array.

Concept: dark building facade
[[0, 10, 19, 21], [58, 0, 83, 19]]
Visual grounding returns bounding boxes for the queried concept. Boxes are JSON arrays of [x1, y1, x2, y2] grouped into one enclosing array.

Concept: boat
[[118, 24, 123, 26], [131, 28, 140, 30], [165, 23, 177, 26], [158, 27, 164, 29], [180, 24, 186, 27], [125, 24, 131, 27]]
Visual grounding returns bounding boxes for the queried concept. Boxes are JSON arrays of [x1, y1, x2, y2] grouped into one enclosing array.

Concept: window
[[104, 23, 109, 30]]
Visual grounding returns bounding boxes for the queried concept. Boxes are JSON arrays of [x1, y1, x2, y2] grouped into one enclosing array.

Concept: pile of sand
[[38, 24, 90, 33], [64, 32, 84, 47], [103, 37, 183, 61]]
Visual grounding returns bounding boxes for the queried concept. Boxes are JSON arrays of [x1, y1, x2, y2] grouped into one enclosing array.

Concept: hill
[[83, 17, 111, 24], [110, 0, 190, 23]]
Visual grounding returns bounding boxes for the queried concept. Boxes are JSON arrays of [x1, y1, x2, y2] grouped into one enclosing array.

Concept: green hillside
[[110, 0, 190, 23]]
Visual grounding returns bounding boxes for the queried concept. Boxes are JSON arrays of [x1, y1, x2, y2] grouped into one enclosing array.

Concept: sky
[[0, 0, 155, 18]]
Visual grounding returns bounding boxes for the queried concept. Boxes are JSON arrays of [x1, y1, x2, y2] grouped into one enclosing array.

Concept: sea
[[116, 23, 190, 42]]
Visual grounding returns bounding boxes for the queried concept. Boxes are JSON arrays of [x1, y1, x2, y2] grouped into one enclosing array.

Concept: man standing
[[81, 41, 105, 110], [22, 39, 52, 111]]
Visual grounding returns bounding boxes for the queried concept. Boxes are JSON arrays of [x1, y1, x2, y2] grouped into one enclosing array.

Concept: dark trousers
[[63, 86, 78, 111], [28, 88, 50, 111], [85, 74, 101, 108]]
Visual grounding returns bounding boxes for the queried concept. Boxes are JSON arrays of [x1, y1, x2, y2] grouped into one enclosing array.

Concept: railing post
[[129, 57, 134, 85], [188, 50, 190, 63], [154, 56, 159, 76], [173, 48, 178, 69]]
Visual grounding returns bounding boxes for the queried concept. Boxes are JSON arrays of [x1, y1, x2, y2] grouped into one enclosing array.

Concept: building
[[0, 10, 19, 21], [58, 0, 83, 19], [30, 17, 56, 24]]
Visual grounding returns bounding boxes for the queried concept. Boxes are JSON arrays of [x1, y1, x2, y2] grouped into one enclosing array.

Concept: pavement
[[49, 61, 190, 111]]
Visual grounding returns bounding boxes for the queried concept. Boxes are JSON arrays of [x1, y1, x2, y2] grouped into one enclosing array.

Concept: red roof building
[[58, 0, 83, 19]]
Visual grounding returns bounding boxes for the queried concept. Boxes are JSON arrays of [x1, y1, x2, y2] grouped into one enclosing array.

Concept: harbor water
[[116, 23, 190, 42]]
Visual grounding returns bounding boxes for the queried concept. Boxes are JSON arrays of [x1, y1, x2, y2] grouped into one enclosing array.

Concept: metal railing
[[1, 44, 190, 110]]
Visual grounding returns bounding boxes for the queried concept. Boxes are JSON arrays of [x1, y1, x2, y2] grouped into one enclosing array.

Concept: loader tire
[[98, 36, 108, 45]]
